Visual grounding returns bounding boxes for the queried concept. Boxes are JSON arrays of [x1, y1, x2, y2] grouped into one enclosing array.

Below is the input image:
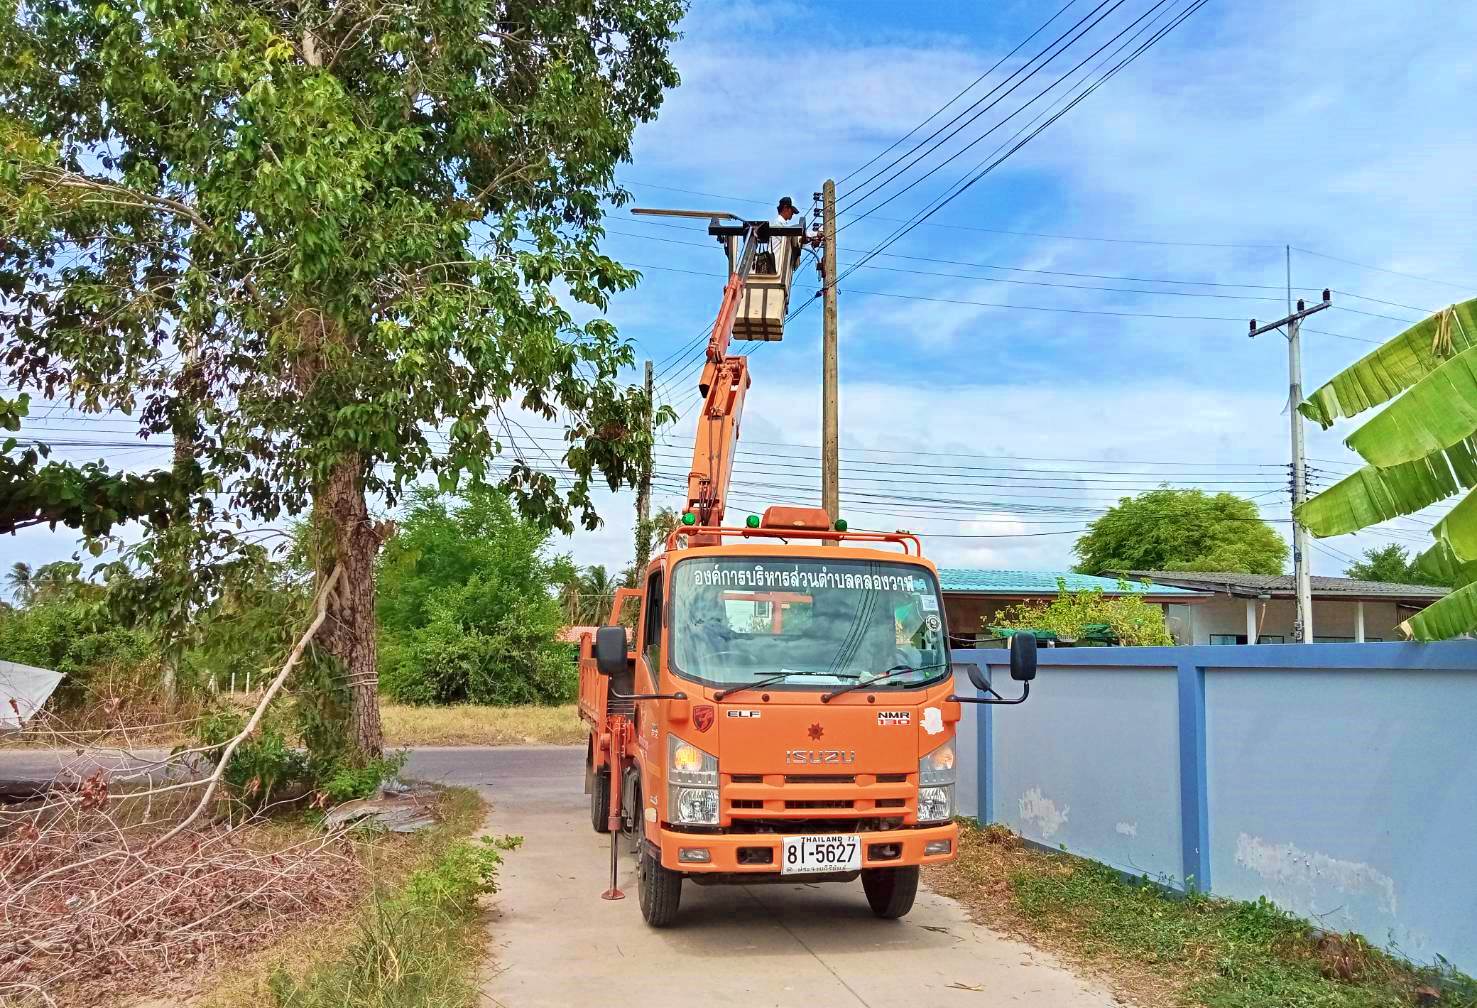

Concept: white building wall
[[1168, 597, 1405, 644]]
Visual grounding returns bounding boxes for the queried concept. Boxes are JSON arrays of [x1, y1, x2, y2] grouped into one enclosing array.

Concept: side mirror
[[594, 626, 627, 677], [1009, 632, 1038, 682]]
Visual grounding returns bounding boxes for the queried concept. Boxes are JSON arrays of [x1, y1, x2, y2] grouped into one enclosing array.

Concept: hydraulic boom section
[[683, 218, 804, 534]]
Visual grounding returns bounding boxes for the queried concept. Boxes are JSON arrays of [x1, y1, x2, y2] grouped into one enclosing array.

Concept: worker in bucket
[[761, 196, 804, 274]]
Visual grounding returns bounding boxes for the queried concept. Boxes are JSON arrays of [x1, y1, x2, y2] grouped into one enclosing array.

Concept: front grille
[[785, 799, 854, 810], [784, 774, 856, 785], [877, 773, 908, 783], [876, 798, 906, 809], [731, 799, 764, 810], [730, 774, 763, 784], [724, 817, 906, 834]]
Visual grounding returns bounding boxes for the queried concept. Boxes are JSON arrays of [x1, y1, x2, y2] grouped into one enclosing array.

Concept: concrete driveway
[[408, 747, 1122, 1008], [0, 745, 1122, 1006]]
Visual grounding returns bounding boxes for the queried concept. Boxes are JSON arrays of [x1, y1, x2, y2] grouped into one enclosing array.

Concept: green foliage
[[1344, 544, 1444, 586], [193, 708, 407, 808], [1073, 488, 1288, 576], [0, 395, 202, 538], [989, 581, 1174, 647], [1296, 301, 1477, 638], [0, 587, 159, 708], [2, 0, 683, 533], [267, 834, 522, 1008], [195, 708, 309, 807], [377, 489, 573, 706]]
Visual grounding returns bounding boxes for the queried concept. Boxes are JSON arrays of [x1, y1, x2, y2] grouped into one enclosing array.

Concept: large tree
[[2, 0, 682, 757], [1344, 544, 1444, 587], [1073, 488, 1288, 576]]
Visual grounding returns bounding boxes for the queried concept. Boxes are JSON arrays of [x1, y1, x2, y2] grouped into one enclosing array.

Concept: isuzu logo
[[785, 750, 857, 765]]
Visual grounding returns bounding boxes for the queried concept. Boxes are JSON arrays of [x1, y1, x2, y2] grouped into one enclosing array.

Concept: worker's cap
[[776, 196, 796, 212]]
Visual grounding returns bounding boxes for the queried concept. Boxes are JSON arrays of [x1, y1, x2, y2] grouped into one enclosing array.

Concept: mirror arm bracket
[[949, 682, 1030, 706]]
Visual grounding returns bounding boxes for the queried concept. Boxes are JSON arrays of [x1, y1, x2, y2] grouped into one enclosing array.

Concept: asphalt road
[[1, 745, 1120, 1006]]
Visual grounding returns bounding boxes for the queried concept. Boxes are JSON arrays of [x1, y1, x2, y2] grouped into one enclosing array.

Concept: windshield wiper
[[715, 669, 857, 701], [820, 662, 951, 703]]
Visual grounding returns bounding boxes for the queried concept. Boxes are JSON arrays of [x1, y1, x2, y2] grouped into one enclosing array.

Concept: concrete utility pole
[[634, 359, 654, 573], [1250, 269, 1331, 644], [820, 179, 840, 537]]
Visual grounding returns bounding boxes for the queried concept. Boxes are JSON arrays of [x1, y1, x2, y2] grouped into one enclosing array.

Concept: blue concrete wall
[[960, 642, 1477, 974]]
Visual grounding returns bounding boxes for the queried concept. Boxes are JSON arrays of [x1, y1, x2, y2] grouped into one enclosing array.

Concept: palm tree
[[1297, 298, 1477, 637], [579, 565, 617, 625], [5, 562, 35, 605]]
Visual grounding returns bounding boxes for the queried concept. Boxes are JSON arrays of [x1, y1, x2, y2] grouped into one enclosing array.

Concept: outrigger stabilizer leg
[[600, 717, 629, 901]]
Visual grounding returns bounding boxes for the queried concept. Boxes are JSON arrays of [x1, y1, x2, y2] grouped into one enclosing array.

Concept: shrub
[[376, 489, 574, 707], [0, 598, 160, 709]]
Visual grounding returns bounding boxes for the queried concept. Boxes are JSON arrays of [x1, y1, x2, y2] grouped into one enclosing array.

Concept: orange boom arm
[[686, 223, 762, 533]]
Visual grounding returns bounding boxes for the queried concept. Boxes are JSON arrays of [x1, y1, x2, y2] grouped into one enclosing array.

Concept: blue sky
[[7, 0, 1477, 586]]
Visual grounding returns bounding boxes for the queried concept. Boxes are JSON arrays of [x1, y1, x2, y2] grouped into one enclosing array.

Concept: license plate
[[781, 834, 861, 875]]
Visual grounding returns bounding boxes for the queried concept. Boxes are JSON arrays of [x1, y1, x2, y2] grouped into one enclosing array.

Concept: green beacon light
[[746, 514, 761, 529], [833, 518, 848, 532], [681, 511, 697, 526]]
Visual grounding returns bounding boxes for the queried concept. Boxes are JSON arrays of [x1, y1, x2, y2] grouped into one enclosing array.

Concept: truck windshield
[[669, 557, 950, 690]]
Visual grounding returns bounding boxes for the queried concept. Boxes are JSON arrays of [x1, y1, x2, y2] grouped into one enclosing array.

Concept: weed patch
[[926, 822, 1472, 1008]]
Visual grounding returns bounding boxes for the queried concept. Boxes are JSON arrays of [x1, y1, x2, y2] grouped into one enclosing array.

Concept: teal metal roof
[[936, 569, 1201, 596]]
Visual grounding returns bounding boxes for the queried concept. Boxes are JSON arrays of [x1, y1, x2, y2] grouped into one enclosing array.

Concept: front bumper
[[656, 820, 959, 873]]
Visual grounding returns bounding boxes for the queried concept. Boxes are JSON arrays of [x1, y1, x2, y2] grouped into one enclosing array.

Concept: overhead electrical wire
[[836, 0, 1083, 186], [835, 0, 1174, 227]]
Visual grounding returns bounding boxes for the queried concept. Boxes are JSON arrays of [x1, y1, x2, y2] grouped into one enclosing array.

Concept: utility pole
[[1250, 273, 1331, 644], [633, 359, 654, 573], [820, 179, 839, 538]]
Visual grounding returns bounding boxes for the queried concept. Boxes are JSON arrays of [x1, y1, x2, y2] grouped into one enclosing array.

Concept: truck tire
[[862, 865, 919, 919], [638, 845, 682, 927], [590, 769, 611, 834]]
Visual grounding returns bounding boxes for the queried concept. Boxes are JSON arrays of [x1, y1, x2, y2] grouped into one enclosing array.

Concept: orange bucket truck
[[577, 211, 1037, 926]]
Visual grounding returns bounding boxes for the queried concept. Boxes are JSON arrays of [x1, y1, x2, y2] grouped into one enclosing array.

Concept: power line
[[837, 0, 1082, 186], [837, 0, 1136, 219], [1293, 247, 1473, 293], [833, 0, 1212, 287], [620, 178, 1276, 250]]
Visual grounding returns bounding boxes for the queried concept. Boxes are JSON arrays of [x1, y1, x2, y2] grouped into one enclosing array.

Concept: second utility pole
[[1249, 267, 1331, 644], [634, 359, 654, 572], [820, 179, 839, 536]]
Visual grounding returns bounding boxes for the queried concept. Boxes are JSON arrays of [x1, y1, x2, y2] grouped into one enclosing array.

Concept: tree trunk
[[318, 454, 384, 762]]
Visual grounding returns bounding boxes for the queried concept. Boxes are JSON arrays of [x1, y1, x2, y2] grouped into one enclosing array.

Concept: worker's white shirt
[[770, 213, 801, 230]]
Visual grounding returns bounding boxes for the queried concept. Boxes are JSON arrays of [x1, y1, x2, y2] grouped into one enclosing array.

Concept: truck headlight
[[674, 787, 719, 825], [669, 735, 719, 824], [918, 786, 952, 823], [920, 739, 956, 786]]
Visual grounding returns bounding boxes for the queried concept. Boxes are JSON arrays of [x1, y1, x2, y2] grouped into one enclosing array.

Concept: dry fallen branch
[[151, 564, 342, 849]]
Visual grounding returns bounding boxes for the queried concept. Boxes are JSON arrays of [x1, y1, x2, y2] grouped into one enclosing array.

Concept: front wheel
[[862, 865, 919, 919], [638, 845, 682, 927], [590, 768, 611, 834]]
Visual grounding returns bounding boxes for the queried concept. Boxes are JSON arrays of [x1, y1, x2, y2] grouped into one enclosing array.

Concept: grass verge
[[3, 702, 583, 750], [200, 787, 517, 1008], [380, 703, 582, 747], [925, 822, 1476, 1008]]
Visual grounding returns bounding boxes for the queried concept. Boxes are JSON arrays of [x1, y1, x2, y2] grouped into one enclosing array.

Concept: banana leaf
[[1300, 298, 1477, 429], [1343, 343, 1477, 467], [1432, 485, 1477, 562], [1413, 539, 1477, 588], [1401, 581, 1477, 640], [1296, 437, 1477, 536]]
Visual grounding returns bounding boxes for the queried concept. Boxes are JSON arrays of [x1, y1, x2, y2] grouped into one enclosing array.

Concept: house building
[[1117, 571, 1448, 644], [937, 569, 1205, 645]]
